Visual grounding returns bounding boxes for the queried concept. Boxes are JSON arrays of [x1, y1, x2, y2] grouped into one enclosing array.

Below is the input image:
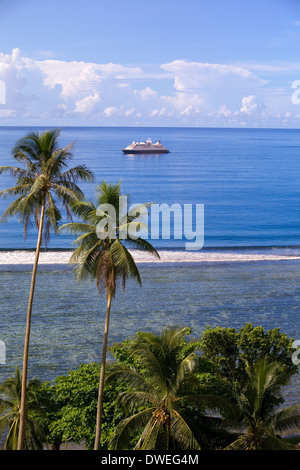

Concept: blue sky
[[0, 0, 300, 127]]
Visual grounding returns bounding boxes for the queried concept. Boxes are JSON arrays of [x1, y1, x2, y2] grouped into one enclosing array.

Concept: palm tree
[[58, 180, 160, 450], [0, 367, 46, 450], [107, 326, 236, 450], [226, 358, 300, 450], [0, 128, 94, 449]]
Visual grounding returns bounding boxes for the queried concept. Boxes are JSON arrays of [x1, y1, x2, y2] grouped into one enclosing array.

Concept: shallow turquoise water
[[1, 126, 300, 406]]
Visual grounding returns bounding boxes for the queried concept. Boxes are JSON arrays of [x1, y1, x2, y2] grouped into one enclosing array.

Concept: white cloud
[[0, 48, 38, 112], [124, 107, 136, 116], [103, 106, 139, 118], [0, 49, 299, 127], [0, 49, 146, 122], [161, 60, 263, 91], [158, 59, 267, 120], [37, 60, 143, 99], [75, 91, 101, 114], [240, 95, 257, 114], [0, 108, 17, 118], [217, 105, 232, 117], [134, 86, 158, 99], [103, 106, 118, 117], [149, 107, 167, 117], [39, 61, 101, 98], [162, 90, 203, 117]]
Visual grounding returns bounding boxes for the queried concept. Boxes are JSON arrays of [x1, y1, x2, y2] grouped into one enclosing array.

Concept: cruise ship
[[122, 138, 169, 154]]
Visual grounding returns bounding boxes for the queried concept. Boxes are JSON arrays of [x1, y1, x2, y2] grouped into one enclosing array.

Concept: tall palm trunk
[[94, 292, 112, 450], [17, 203, 45, 450]]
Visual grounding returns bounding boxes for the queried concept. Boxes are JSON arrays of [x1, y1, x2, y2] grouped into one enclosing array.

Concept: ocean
[[0, 126, 299, 405], [1, 126, 300, 249]]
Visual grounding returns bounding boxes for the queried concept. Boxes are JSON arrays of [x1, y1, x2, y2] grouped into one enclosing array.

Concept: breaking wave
[[1, 246, 300, 271]]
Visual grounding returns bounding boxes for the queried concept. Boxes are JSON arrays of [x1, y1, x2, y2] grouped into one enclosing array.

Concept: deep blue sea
[[0, 127, 299, 406], [1, 126, 300, 249]]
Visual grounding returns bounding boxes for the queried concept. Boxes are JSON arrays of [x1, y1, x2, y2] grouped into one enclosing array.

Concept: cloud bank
[[0, 49, 299, 127]]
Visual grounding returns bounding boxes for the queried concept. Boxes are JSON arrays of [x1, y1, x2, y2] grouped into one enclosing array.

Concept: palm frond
[[126, 237, 160, 257], [11, 143, 39, 171], [106, 366, 150, 393], [96, 180, 122, 207], [116, 390, 154, 413], [0, 183, 32, 201], [44, 142, 75, 173], [69, 243, 98, 276], [50, 183, 84, 205], [134, 413, 161, 450], [110, 408, 155, 450], [170, 411, 201, 450], [110, 240, 142, 286], [180, 393, 238, 420], [67, 199, 97, 222], [129, 334, 167, 387], [174, 352, 199, 391], [0, 166, 32, 180], [224, 435, 247, 450], [0, 194, 30, 222], [273, 405, 300, 434], [58, 222, 96, 236], [59, 164, 95, 183]]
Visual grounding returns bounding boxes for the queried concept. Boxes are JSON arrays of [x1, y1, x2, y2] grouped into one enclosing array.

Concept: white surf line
[[0, 250, 300, 265]]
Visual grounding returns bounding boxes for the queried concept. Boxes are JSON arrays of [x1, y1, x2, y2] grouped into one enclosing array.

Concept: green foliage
[[17, 323, 298, 451], [200, 323, 297, 396], [200, 324, 300, 449], [37, 363, 126, 450], [225, 358, 300, 450], [0, 367, 48, 450], [107, 326, 236, 450]]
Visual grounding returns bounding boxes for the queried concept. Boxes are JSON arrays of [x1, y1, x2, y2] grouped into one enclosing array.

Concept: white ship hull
[[122, 138, 169, 154], [122, 147, 169, 154]]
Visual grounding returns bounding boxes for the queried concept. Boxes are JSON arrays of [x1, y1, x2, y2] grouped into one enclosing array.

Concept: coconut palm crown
[[0, 367, 46, 450], [226, 358, 300, 450], [60, 180, 159, 293], [107, 326, 236, 450], [0, 128, 94, 241]]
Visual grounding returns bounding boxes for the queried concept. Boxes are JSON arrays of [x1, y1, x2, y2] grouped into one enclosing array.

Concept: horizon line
[[0, 125, 300, 131]]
